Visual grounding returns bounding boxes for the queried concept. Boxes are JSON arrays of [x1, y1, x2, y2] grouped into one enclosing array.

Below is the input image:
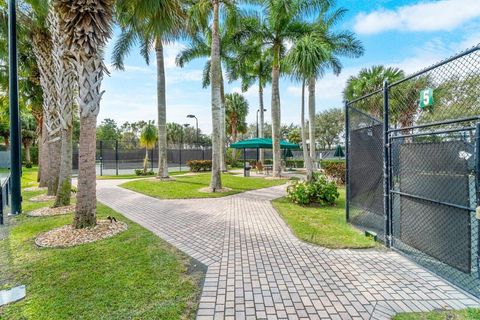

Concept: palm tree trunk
[[209, 0, 223, 190], [232, 123, 238, 162], [301, 80, 314, 182], [143, 147, 149, 174], [220, 69, 227, 172], [25, 143, 31, 163], [38, 120, 49, 187], [271, 44, 282, 178], [47, 139, 61, 196], [155, 39, 169, 179], [74, 114, 97, 228], [54, 127, 72, 207], [259, 82, 265, 164], [308, 77, 316, 165]]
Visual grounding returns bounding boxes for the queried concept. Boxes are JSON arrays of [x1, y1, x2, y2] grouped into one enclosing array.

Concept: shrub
[[321, 160, 346, 184], [186, 160, 212, 172], [286, 159, 304, 168], [134, 169, 155, 176], [286, 173, 339, 206], [25, 162, 33, 168]]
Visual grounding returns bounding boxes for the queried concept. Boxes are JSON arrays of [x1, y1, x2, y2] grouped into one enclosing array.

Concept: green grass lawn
[[393, 308, 480, 320], [97, 171, 184, 180], [0, 168, 203, 319], [272, 188, 376, 249], [121, 173, 288, 199]]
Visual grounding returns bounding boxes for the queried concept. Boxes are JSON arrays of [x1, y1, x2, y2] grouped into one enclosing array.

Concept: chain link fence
[[72, 140, 212, 175], [346, 44, 480, 297]]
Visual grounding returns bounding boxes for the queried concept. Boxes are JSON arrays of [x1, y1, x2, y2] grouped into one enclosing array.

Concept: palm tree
[[343, 65, 404, 118], [55, 0, 114, 228], [21, 113, 36, 164], [304, 7, 363, 163], [113, 0, 184, 180], [176, 23, 236, 173], [184, 0, 239, 190], [227, 32, 271, 163], [140, 121, 157, 174], [225, 92, 249, 143], [237, 0, 327, 177]]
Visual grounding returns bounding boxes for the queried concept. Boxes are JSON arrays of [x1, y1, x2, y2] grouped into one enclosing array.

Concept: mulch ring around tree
[[27, 204, 76, 217], [198, 187, 233, 193], [28, 194, 56, 202], [35, 220, 128, 248]]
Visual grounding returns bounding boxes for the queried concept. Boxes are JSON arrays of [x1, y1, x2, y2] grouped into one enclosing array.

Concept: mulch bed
[[27, 205, 76, 217], [28, 194, 55, 202], [35, 220, 128, 248]]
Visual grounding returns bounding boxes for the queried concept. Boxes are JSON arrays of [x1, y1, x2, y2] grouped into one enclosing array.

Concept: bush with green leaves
[[134, 169, 155, 176], [186, 160, 212, 172], [286, 173, 339, 206]]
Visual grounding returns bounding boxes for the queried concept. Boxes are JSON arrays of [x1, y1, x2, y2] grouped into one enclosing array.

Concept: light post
[[9, 0, 21, 214], [187, 115, 198, 146]]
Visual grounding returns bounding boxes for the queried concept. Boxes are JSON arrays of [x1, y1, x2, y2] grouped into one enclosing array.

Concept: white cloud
[[354, 0, 480, 35]]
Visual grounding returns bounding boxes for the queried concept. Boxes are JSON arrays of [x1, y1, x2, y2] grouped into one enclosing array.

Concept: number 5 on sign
[[419, 88, 434, 109]]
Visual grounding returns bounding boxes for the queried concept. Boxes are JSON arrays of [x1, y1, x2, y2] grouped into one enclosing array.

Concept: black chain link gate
[[346, 45, 480, 297]]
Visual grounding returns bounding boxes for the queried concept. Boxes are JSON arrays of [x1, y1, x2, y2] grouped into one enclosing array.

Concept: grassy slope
[[0, 168, 203, 319], [121, 173, 287, 199], [272, 188, 376, 249]]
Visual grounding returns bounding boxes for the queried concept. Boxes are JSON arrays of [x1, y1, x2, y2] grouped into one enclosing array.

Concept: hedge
[[187, 160, 212, 172], [321, 160, 346, 184]]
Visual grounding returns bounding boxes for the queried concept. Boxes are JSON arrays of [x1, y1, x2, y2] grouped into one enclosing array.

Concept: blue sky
[[98, 0, 480, 134]]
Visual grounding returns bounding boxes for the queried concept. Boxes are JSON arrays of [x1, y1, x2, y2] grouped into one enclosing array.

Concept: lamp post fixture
[[9, 0, 21, 215], [187, 114, 198, 146], [256, 109, 267, 138]]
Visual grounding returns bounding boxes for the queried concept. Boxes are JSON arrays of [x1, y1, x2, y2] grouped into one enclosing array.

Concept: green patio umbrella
[[334, 145, 345, 157]]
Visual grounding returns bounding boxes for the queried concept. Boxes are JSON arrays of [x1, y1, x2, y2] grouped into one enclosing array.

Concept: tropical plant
[[286, 173, 339, 206], [113, 0, 184, 179], [343, 65, 404, 118], [225, 93, 249, 143], [140, 121, 157, 174], [21, 113, 37, 164], [55, 0, 115, 228]]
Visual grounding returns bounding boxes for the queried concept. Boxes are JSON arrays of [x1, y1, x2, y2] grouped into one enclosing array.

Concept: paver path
[[97, 180, 479, 320]]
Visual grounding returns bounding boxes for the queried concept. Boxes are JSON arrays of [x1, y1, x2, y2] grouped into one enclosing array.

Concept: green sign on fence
[[419, 88, 434, 109]]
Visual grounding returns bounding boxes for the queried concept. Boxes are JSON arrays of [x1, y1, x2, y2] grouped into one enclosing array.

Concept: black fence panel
[[347, 44, 480, 297]]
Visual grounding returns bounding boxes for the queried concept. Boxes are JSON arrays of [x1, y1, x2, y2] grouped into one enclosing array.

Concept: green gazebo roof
[[230, 138, 300, 150]]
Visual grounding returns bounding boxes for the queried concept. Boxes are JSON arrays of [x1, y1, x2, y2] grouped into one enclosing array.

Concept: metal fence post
[[383, 80, 392, 247], [345, 100, 350, 222], [115, 140, 119, 176], [99, 140, 103, 176], [476, 122, 480, 270]]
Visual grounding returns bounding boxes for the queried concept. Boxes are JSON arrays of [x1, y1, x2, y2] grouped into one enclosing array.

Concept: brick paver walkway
[[97, 180, 479, 320]]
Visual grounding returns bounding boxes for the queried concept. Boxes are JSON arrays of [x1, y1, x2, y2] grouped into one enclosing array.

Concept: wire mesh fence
[[72, 140, 212, 175], [346, 45, 480, 297]]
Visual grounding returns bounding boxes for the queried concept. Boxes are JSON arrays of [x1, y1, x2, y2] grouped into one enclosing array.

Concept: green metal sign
[[419, 88, 434, 109]]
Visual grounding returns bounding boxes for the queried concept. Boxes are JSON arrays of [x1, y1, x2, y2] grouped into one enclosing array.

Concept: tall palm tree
[[227, 32, 271, 163], [55, 0, 114, 228], [238, 0, 327, 177], [225, 92, 248, 143], [21, 113, 37, 164], [304, 6, 363, 163], [49, 8, 76, 208], [140, 121, 157, 174], [113, 0, 185, 180], [176, 24, 236, 173], [185, 0, 239, 190]]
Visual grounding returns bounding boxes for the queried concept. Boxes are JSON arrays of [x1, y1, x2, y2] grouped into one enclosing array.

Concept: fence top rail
[[388, 44, 480, 87], [388, 116, 480, 133]]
